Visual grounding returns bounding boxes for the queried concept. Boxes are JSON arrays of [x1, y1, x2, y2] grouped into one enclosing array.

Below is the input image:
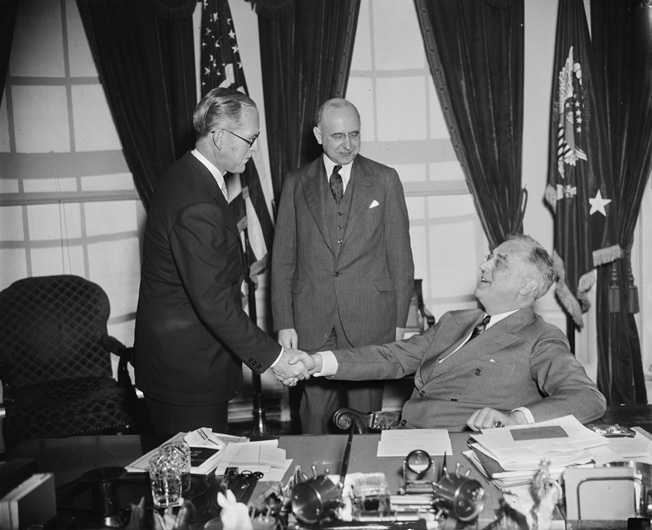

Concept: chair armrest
[[101, 335, 134, 388], [421, 305, 435, 328], [333, 408, 373, 433], [333, 408, 401, 433]]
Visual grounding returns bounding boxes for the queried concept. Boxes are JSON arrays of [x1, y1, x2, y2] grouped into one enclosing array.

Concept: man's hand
[[466, 408, 527, 431], [271, 348, 309, 386], [288, 350, 321, 375], [278, 328, 298, 349]]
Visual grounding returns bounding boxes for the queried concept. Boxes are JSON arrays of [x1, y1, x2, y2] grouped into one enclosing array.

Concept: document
[[376, 429, 452, 457], [468, 415, 609, 471]]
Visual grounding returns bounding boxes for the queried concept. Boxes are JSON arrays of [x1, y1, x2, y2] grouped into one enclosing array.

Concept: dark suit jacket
[[271, 155, 415, 350], [135, 151, 281, 406], [330, 307, 607, 430]]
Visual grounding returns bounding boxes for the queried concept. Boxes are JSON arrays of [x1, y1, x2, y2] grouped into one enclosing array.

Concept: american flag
[[200, 0, 274, 281], [544, 0, 620, 328]]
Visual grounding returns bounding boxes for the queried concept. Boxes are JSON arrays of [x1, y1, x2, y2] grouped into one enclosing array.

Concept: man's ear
[[212, 130, 224, 150], [313, 126, 323, 145], [519, 277, 539, 298]]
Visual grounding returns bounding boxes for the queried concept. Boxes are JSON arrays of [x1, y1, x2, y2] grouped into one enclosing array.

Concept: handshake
[[271, 349, 321, 386]]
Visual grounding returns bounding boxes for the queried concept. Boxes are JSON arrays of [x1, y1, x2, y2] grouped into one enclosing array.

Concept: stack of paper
[[463, 415, 618, 488]]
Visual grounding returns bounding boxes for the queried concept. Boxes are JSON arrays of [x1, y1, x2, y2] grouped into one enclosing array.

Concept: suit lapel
[[418, 310, 483, 383], [301, 159, 335, 255], [419, 309, 534, 382], [342, 157, 374, 245]]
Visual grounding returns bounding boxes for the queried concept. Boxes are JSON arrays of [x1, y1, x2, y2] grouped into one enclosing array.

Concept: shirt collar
[[485, 309, 519, 329], [192, 149, 226, 191], [322, 154, 353, 189]]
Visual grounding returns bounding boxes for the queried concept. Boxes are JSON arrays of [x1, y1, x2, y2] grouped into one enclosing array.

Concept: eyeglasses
[[222, 129, 260, 148], [484, 252, 508, 270]]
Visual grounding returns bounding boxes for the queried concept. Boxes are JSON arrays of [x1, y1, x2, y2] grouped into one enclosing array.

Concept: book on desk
[[0, 472, 56, 530]]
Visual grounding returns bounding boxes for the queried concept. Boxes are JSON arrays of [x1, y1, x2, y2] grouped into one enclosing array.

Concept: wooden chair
[[404, 279, 435, 337], [0, 275, 138, 448]]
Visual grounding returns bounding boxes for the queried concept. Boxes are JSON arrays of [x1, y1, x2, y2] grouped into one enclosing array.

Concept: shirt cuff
[[270, 347, 284, 368], [512, 406, 534, 424], [314, 351, 338, 377]]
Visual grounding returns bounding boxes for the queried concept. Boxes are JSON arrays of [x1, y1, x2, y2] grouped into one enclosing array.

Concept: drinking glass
[[160, 440, 192, 493], [149, 452, 183, 509]]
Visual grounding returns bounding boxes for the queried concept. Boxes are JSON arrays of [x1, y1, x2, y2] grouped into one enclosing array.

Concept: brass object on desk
[[290, 465, 342, 524], [80, 466, 127, 527], [433, 462, 485, 522]]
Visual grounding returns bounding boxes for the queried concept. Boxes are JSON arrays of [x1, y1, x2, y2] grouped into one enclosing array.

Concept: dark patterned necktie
[[469, 315, 491, 341], [330, 165, 343, 204]]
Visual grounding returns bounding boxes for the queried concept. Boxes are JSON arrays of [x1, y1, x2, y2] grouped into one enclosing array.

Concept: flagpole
[[244, 227, 268, 435]]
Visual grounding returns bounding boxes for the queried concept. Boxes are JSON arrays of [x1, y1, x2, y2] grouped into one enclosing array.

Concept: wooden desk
[[6, 432, 502, 529], [5, 405, 651, 529]]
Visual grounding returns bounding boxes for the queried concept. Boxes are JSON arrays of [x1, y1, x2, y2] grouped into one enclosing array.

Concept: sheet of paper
[[376, 429, 452, 457]]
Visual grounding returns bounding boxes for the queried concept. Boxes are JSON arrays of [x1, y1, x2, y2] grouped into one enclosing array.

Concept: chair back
[[0, 275, 113, 389]]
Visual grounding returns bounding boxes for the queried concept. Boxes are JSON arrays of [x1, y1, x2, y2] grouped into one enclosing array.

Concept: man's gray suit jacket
[[329, 307, 607, 430], [271, 155, 415, 350]]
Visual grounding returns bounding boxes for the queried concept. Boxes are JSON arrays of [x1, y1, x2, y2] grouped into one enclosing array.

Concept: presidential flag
[[200, 0, 274, 281], [545, 0, 620, 329]]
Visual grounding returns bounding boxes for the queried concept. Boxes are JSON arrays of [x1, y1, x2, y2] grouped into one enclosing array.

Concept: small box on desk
[[0, 472, 56, 530]]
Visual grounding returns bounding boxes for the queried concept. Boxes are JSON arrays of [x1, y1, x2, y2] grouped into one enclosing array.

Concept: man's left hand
[[466, 408, 527, 431]]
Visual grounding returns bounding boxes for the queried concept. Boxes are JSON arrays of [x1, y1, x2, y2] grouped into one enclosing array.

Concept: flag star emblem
[[589, 189, 611, 216]]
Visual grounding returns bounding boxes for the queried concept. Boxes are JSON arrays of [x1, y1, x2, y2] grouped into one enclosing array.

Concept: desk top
[[6, 432, 504, 528], [5, 404, 651, 529]]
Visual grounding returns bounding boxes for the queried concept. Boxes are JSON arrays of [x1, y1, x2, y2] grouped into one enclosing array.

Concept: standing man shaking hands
[[135, 88, 308, 435], [271, 98, 415, 434]]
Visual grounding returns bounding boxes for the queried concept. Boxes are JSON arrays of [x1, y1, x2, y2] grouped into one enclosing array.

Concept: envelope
[[369, 200, 379, 208]]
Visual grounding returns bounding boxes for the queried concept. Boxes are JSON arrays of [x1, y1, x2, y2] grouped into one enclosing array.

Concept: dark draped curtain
[[76, 0, 197, 209], [414, 0, 525, 249], [591, 0, 652, 405], [253, 0, 360, 199], [0, 0, 19, 106]]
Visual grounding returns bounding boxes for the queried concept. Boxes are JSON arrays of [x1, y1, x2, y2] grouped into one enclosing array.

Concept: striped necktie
[[468, 315, 491, 342], [329, 165, 343, 204]]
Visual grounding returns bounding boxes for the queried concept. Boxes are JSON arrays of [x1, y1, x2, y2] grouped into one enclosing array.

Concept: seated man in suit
[[285, 234, 607, 431]]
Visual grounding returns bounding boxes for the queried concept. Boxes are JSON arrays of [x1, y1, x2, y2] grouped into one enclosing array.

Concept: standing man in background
[[271, 98, 414, 433], [135, 87, 307, 434]]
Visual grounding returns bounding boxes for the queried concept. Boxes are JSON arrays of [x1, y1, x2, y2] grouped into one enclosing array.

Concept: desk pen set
[[245, 431, 486, 529]]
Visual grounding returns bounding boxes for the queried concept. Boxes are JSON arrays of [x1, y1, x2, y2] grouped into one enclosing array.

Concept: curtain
[[0, 0, 19, 106], [254, 0, 360, 200], [591, 0, 652, 405], [76, 0, 197, 210], [414, 0, 525, 249]]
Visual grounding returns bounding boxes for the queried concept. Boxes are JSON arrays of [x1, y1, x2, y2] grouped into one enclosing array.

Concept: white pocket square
[[369, 200, 380, 208]]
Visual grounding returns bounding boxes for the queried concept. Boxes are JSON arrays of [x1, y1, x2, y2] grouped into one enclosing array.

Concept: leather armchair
[[0, 275, 138, 448]]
